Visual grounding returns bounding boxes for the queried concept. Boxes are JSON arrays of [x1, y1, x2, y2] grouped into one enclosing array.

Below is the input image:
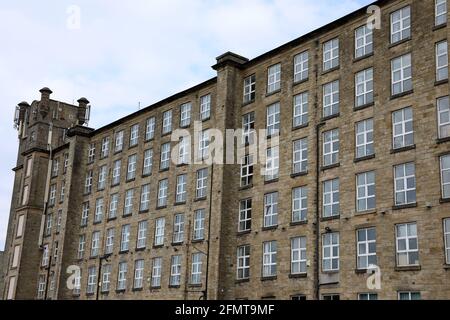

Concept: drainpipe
[[203, 163, 214, 300]]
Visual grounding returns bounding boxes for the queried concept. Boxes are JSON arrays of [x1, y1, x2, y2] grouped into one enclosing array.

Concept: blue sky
[[0, 0, 373, 250]]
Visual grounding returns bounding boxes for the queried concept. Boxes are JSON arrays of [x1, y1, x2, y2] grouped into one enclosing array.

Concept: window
[[55, 210, 62, 233], [12, 245, 20, 268], [264, 192, 278, 228], [137, 220, 148, 249], [392, 107, 414, 149], [26, 157, 32, 177], [112, 160, 121, 186], [391, 54, 412, 96], [200, 94, 211, 120], [240, 154, 254, 187], [266, 102, 280, 137], [237, 245, 250, 280], [294, 51, 309, 83], [88, 143, 95, 163], [322, 232, 339, 271], [162, 110, 172, 135], [355, 68, 373, 108], [173, 213, 185, 244], [84, 171, 93, 194], [45, 213, 52, 236], [323, 80, 339, 117], [196, 168, 208, 199], [157, 179, 168, 208], [265, 146, 279, 181], [436, 0, 447, 26], [87, 266, 97, 294], [243, 75, 256, 103], [127, 154, 137, 180], [151, 257, 162, 288], [399, 292, 421, 300], [291, 237, 307, 275], [355, 25, 373, 58], [16, 214, 25, 238], [293, 92, 308, 128], [438, 96, 450, 139], [143, 148, 153, 176], [356, 171, 376, 212], [133, 260, 144, 289], [81, 202, 89, 227], [444, 219, 450, 264], [115, 130, 124, 152], [73, 269, 81, 295], [267, 63, 281, 93], [394, 163, 416, 206], [323, 129, 339, 167], [52, 158, 59, 177], [396, 223, 419, 266], [21, 185, 29, 206], [101, 264, 112, 293], [356, 119, 374, 159], [160, 142, 171, 170], [180, 102, 192, 127], [140, 184, 150, 212], [77, 235, 85, 260], [124, 189, 134, 216], [37, 275, 46, 299], [442, 155, 450, 199], [292, 187, 308, 223], [323, 178, 340, 218], [323, 38, 339, 71], [60, 181, 65, 203], [63, 153, 69, 174], [436, 41, 448, 82], [262, 241, 277, 277], [49, 184, 56, 206], [176, 174, 187, 203], [129, 124, 139, 147], [293, 138, 308, 174], [120, 224, 131, 252], [117, 262, 127, 291], [191, 253, 203, 285], [42, 244, 49, 267], [91, 231, 100, 257], [101, 137, 110, 158], [239, 199, 252, 232], [109, 194, 119, 219], [97, 166, 107, 190], [94, 198, 104, 223], [170, 255, 182, 286], [146, 117, 156, 141], [242, 112, 255, 145], [105, 228, 115, 255], [358, 293, 378, 300], [193, 209, 205, 241], [390, 6, 411, 44], [291, 295, 307, 301], [154, 217, 165, 246], [357, 228, 377, 270], [198, 130, 210, 160]]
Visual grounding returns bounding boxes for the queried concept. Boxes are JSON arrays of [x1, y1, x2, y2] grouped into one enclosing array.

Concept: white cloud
[[0, 0, 373, 250]]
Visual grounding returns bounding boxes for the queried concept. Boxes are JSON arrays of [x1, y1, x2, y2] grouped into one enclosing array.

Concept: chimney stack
[[77, 97, 90, 125], [38, 87, 52, 118]]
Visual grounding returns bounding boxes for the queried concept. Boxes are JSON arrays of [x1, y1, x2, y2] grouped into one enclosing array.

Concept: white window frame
[[115, 130, 124, 152], [193, 209, 205, 241], [124, 189, 134, 216], [356, 171, 376, 212], [292, 187, 308, 223], [101, 137, 110, 158], [101, 264, 112, 293], [238, 199, 252, 232], [267, 63, 281, 93], [154, 217, 165, 246], [87, 143, 95, 163], [84, 170, 93, 194], [140, 184, 150, 212], [266, 102, 280, 137], [77, 235, 86, 259], [356, 118, 374, 159], [157, 179, 168, 208], [240, 154, 254, 187], [355, 68, 374, 108], [133, 259, 144, 289], [112, 160, 121, 185], [265, 146, 279, 181], [243, 74, 256, 103], [105, 228, 115, 255], [198, 130, 210, 160], [436, 40, 448, 82], [176, 174, 187, 204], [173, 213, 185, 244], [293, 92, 308, 128], [293, 138, 308, 174], [441, 155, 450, 199], [357, 227, 377, 270], [444, 218, 450, 264], [151, 257, 162, 288], [94, 198, 104, 223], [396, 222, 419, 267], [355, 24, 373, 58], [323, 178, 340, 218], [398, 291, 421, 300], [170, 255, 182, 286], [162, 110, 172, 135], [191, 253, 203, 285], [196, 168, 208, 199], [390, 6, 411, 44], [129, 124, 139, 147], [109, 194, 119, 219], [91, 231, 100, 257], [294, 51, 309, 83], [323, 80, 339, 118], [323, 129, 339, 167], [262, 241, 277, 277], [81, 202, 89, 227], [322, 232, 339, 272], [200, 94, 211, 120], [264, 192, 278, 228], [87, 266, 97, 294], [146, 117, 156, 141], [391, 53, 412, 96], [237, 245, 250, 280], [436, 0, 447, 26], [291, 237, 307, 275], [137, 220, 148, 249], [141, 148, 153, 176], [160, 142, 171, 170], [98, 165, 107, 190], [126, 154, 137, 181], [323, 38, 339, 71], [180, 102, 192, 127], [392, 107, 414, 149], [438, 96, 450, 139], [394, 163, 416, 206], [117, 262, 127, 291], [120, 224, 131, 252], [242, 112, 255, 145]]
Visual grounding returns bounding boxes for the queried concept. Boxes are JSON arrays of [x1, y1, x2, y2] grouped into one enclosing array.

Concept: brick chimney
[[38, 87, 52, 118], [77, 97, 89, 125]]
